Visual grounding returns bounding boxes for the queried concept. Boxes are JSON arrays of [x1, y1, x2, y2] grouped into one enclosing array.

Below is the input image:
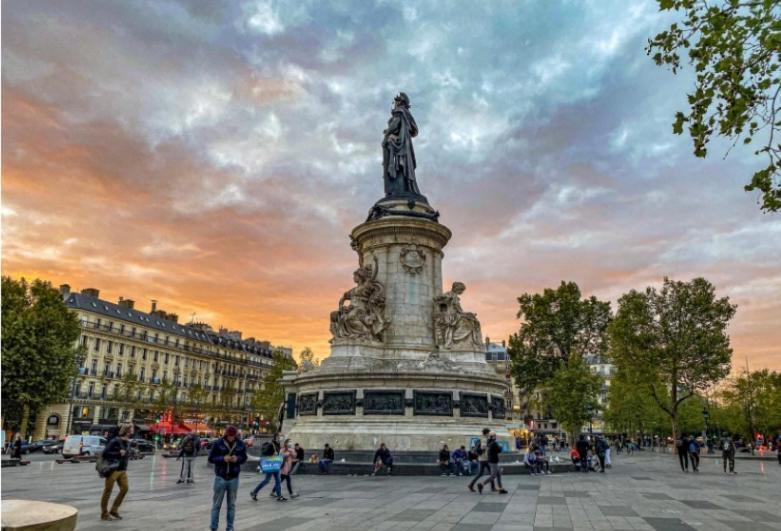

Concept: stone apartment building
[[34, 285, 292, 440]]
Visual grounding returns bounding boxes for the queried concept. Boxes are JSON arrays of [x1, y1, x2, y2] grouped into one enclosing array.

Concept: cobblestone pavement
[[2, 452, 779, 530]]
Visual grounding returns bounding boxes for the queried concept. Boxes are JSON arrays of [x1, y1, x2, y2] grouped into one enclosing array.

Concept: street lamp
[[702, 408, 710, 453]]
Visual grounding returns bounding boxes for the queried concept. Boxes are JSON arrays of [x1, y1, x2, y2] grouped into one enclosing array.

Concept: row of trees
[[508, 277, 737, 441]]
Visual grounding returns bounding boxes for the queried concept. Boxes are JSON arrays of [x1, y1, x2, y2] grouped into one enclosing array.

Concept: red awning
[[148, 421, 192, 435]]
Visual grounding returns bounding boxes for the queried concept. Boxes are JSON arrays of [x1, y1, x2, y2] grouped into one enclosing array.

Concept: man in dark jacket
[[477, 432, 508, 494], [371, 443, 393, 475], [318, 443, 335, 474], [438, 444, 452, 476], [576, 435, 591, 473], [100, 424, 132, 520], [721, 435, 736, 474], [177, 432, 200, 484], [595, 436, 609, 473], [469, 428, 495, 492], [208, 426, 248, 531], [676, 435, 690, 472]]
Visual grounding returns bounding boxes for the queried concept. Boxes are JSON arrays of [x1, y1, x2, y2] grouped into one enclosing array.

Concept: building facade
[[34, 285, 292, 440]]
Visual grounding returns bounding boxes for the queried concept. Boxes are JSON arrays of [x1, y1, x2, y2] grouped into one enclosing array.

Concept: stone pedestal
[[1, 500, 78, 531], [284, 198, 510, 451]]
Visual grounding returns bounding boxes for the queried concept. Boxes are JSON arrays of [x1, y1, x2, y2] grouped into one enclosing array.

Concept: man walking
[[676, 435, 689, 472], [177, 432, 200, 484], [721, 435, 736, 474], [688, 436, 700, 472], [576, 435, 590, 473], [468, 428, 495, 492], [477, 432, 508, 494], [100, 424, 132, 521], [595, 435, 609, 473], [209, 426, 248, 531]]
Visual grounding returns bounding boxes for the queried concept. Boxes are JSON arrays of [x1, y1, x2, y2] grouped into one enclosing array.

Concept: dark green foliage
[[250, 351, 297, 431], [609, 277, 735, 440], [547, 356, 604, 438], [648, 0, 781, 212], [507, 281, 611, 412], [2, 277, 82, 435]]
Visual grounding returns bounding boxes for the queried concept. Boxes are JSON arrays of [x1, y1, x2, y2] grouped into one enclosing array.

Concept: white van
[[62, 435, 107, 458]]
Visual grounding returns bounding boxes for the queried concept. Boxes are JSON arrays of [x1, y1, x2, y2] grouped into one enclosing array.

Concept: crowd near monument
[[283, 93, 510, 451]]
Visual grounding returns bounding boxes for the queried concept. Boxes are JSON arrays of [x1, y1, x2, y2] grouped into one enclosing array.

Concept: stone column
[[350, 216, 452, 355]]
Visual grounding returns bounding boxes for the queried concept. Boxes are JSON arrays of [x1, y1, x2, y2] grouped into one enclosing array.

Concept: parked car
[[41, 440, 64, 454], [129, 439, 155, 455], [29, 439, 61, 453], [62, 435, 107, 458]]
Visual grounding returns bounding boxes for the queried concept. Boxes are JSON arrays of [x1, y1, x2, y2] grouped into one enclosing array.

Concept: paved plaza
[[2, 452, 780, 530]]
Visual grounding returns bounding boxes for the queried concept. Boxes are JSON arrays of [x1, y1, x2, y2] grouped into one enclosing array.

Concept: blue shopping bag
[[259, 456, 283, 473]]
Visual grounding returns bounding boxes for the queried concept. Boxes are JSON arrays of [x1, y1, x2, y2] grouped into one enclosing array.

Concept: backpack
[[261, 441, 275, 457], [182, 436, 195, 454], [688, 441, 698, 453]]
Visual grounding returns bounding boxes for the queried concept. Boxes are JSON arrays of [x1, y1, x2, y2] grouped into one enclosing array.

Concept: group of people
[[675, 434, 703, 473], [569, 434, 610, 473]]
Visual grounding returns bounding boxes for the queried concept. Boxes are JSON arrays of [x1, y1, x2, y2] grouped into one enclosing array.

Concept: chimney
[[150, 300, 157, 313], [81, 288, 100, 298], [118, 298, 135, 309], [485, 336, 490, 347], [59, 284, 71, 296], [168, 313, 178, 323], [502, 340, 506, 348]]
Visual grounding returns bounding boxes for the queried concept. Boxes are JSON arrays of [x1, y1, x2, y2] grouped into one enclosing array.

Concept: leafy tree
[[1, 277, 82, 437], [547, 356, 603, 439], [647, 0, 781, 212], [508, 281, 611, 414], [609, 277, 735, 441], [714, 369, 781, 440], [250, 351, 296, 431], [604, 367, 668, 435]]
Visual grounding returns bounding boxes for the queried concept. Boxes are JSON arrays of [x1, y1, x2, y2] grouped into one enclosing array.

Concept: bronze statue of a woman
[[382, 92, 421, 197]]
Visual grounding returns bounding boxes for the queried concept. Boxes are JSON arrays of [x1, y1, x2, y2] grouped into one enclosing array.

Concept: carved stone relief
[[322, 391, 356, 415], [433, 281, 484, 350], [363, 390, 405, 415], [491, 395, 507, 419], [298, 393, 318, 416], [460, 393, 489, 418], [330, 257, 390, 342], [413, 391, 453, 416], [400, 245, 426, 274]]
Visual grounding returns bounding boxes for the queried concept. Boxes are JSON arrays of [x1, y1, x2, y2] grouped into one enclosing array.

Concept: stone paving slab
[[2, 453, 780, 530]]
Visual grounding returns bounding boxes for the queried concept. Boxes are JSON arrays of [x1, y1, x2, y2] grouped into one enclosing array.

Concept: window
[[101, 385, 107, 399], [81, 336, 88, 347], [142, 348, 147, 361], [154, 351, 159, 362], [108, 321, 114, 331], [140, 367, 146, 382], [96, 318, 102, 328], [119, 323, 125, 334], [165, 336, 169, 345], [164, 352, 169, 364], [116, 364, 122, 378], [94, 337, 101, 351], [107, 341, 113, 354], [130, 346, 135, 358], [131, 327, 136, 337], [121, 410, 129, 421], [152, 369, 158, 380], [154, 333, 159, 343], [74, 382, 81, 396], [88, 382, 95, 397], [91, 359, 98, 374], [175, 356, 179, 366], [118, 343, 124, 356]]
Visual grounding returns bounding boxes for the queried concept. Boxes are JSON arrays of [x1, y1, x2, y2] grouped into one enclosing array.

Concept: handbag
[[96, 454, 120, 478], [260, 455, 283, 473]]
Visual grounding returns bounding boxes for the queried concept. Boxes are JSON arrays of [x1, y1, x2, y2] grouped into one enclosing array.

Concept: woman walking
[[279, 439, 299, 499]]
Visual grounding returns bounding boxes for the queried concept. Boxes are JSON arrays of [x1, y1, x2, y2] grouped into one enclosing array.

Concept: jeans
[[469, 461, 495, 489], [210, 476, 238, 531], [689, 452, 700, 471], [100, 470, 129, 516], [454, 458, 467, 474], [251, 471, 281, 497], [722, 451, 734, 473], [318, 458, 332, 473], [280, 473, 294, 495], [483, 462, 503, 488], [180, 456, 196, 481], [678, 449, 689, 471], [580, 456, 589, 472]]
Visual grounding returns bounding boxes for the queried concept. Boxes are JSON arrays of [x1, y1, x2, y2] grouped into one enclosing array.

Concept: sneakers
[[177, 479, 184, 484], [498, 489, 508, 494], [276, 496, 288, 502], [290, 493, 299, 499], [100, 514, 112, 521], [468, 485, 476, 492], [250, 491, 258, 501], [109, 512, 122, 520]]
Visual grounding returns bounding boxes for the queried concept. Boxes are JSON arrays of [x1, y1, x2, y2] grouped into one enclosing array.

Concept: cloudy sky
[[3, 0, 779, 370]]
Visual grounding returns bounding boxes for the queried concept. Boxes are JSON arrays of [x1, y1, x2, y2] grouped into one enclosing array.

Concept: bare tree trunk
[[19, 403, 31, 440]]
